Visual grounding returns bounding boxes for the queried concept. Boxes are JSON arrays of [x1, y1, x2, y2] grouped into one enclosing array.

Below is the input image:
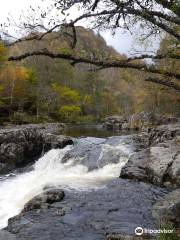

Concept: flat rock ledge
[[0, 123, 73, 174]]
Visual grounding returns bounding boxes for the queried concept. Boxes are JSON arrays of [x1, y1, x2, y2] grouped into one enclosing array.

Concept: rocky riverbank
[[103, 112, 179, 131], [0, 123, 179, 240], [120, 123, 180, 189], [4, 180, 168, 240], [0, 123, 73, 174]]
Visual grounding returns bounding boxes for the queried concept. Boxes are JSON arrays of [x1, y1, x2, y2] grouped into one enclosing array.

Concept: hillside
[[5, 27, 124, 123], [0, 27, 179, 124]]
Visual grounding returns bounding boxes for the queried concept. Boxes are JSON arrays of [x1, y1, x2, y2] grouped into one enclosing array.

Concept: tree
[[0, 42, 37, 122], [0, 0, 179, 91], [0, 42, 6, 63], [51, 83, 82, 122]]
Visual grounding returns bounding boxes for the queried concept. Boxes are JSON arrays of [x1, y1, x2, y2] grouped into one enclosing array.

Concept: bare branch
[[145, 77, 180, 92], [8, 49, 180, 81]]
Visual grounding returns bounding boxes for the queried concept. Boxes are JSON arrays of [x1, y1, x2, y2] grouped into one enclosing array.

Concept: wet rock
[[42, 134, 73, 152], [0, 124, 72, 174], [152, 189, 180, 228], [62, 135, 141, 171], [23, 189, 65, 212], [7, 189, 65, 231], [6, 179, 167, 240]]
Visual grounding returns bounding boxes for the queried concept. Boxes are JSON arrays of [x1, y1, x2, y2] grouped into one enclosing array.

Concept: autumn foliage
[[0, 27, 180, 124]]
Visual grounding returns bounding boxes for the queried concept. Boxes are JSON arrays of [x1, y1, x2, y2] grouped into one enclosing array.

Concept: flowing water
[[0, 136, 132, 229]]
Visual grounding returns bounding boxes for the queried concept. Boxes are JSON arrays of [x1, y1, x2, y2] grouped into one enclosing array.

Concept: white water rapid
[[0, 141, 130, 229]]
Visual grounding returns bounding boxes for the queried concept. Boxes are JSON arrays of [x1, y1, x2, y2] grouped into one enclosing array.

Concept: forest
[[0, 26, 179, 124], [0, 0, 180, 124]]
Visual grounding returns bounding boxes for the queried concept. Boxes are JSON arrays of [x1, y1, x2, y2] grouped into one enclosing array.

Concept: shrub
[[58, 105, 81, 122]]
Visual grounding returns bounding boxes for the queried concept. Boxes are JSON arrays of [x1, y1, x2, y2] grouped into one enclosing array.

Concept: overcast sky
[[0, 0, 160, 56]]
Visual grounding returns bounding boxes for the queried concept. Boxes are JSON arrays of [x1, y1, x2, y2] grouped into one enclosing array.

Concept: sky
[[0, 0, 160, 56]]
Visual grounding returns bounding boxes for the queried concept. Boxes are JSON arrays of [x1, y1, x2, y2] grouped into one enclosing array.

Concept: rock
[[106, 234, 153, 240], [23, 189, 65, 212], [6, 179, 167, 239], [120, 124, 180, 188], [152, 189, 180, 228], [0, 230, 16, 240], [120, 149, 151, 183], [146, 123, 180, 145], [103, 112, 179, 132], [62, 135, 146, 171], [121, 138, 180, 188], [0, 123, 73, 174], [42, 133, 73, 152], [129, 112, 179, 128], [5, 189, 65, 232], [103, 115, 127, 130]]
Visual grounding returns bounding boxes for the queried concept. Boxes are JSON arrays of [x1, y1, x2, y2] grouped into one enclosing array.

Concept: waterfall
[[0, 139, 130, 229]]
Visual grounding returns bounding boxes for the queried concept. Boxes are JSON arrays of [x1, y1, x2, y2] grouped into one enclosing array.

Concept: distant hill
[[3, 27, 179, 123], [7, 27, 126, 121]]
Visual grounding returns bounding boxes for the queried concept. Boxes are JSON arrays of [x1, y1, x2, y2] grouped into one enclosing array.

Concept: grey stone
[[103, 112, 179, 132], [23, 189, 65, 212], [152, 189, 180, 228], [0, 124, 73, 174], [0, 230, 16, 240], [121, 124, 180, 188], [6, 179, 167, 240], [121, 138, 180, 188]]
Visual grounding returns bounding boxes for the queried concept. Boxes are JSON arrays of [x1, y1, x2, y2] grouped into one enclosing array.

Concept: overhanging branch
[[145, 77, 180, 92], [8, 49, 180, 81]]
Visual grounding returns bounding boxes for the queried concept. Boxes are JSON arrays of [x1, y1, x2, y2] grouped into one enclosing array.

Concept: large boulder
[[0, 123, 73, 174], [152, 189, 180, 228], [120, 124, 180, 188], [121, 138, 180, 188]]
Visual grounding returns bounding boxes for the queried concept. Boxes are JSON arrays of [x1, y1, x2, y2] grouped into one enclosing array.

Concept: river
[[0, 125, 167, 239], [63, 124, 139, 138]]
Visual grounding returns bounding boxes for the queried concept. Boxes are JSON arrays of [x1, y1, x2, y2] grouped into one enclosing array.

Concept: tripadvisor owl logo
[[135, 227, 144, 236]]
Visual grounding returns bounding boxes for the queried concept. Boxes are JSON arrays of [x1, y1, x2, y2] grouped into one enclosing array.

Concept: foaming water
[[0, 142, 130, 229]]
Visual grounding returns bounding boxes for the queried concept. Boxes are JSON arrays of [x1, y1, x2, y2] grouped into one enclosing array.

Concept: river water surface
[[0, 125, 167, 238]]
